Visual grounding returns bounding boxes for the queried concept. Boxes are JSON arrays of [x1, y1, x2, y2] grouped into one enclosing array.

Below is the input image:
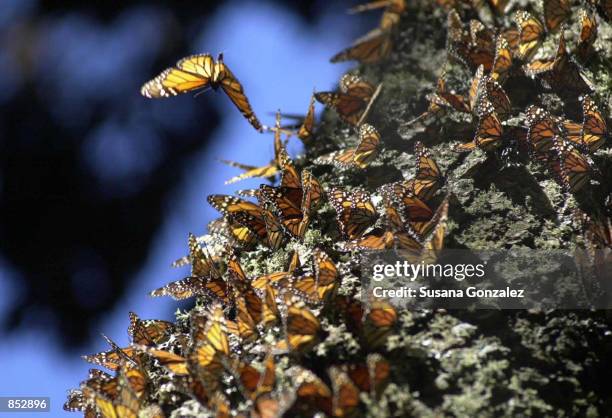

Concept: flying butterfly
[[329, 187, 378, 240], [513, 10, 545, 61], [141, 53, 262, 132], [543, 0, 571, 32], [404, 142, 445, 203], [318, 123, 382, 169], [315, 74, 379, 126]]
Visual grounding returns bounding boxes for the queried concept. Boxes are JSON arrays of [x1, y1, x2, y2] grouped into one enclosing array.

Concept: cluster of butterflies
[[409, 4, 609, 194], [65, 227, 403, 417], [69, 0, 611, 416], [331, 0, 406, 64]]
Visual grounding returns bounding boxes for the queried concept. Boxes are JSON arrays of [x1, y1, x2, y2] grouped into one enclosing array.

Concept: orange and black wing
[[218, 60, 263, 131], [141, 54, 214, 98], [514, 10, 544, 61]]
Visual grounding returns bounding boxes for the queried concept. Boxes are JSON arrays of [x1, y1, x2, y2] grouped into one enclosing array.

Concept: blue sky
[[0, 1, 357, 415]]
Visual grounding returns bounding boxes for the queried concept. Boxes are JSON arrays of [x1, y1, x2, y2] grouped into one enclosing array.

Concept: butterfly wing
[[141, 54, 215, 98], [218, 60, 262, 131]]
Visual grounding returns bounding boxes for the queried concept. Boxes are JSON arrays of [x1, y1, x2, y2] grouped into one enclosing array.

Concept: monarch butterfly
[[136, 347, 188, 377], [127, 312, 173, 346], [328, 367, 361, 417], [576, 10, 598, 61], [543, 0, 571, 32], [396, 208, 447, 265], [141, 53, 261, 131], [407, 68, 482, 125], [227, 254, 264, 324], [190, 304, 231, 376], [362, 299, 397, 348], [318, 123, 382, 169], [315, 74, 378, 125], [491, 36, 513, 83], [404, 142, 445, 202], [91, 367, 141, 418], [513, 10, 545, 61], [298, 94, 316, 142], [525, 32, 593, 93], [227, 354, 276, 402], [447, 12, 495, 70], [579, 95, 608, 152], [346, 354, 390, 396], [483, 77, 511, 120], [283, 367, 333, 416], [149, 273, 229, 302], [331, 27, 393, 64], [288, 249, 338, 303], [545, 137, 592, 192], [82, 336, 138, 372], [329, 187, 378, 239], [525, 105, 563, 156], [80, 369, 118, 401], [343, 228, 395, 250], [277, 292, 321, 352], [379, 181, 434, 230], [501, 28, 520, 54], [522, 31, 565, 76], [208, 194, 268, 247], [261, 284, 281, 326], [233, 291, 259, 343], [456, 98, 503, 152], [221, 111, 287, 185]]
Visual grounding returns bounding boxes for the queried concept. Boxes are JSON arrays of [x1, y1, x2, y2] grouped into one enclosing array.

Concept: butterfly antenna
[[358, 82, 383, 126]]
